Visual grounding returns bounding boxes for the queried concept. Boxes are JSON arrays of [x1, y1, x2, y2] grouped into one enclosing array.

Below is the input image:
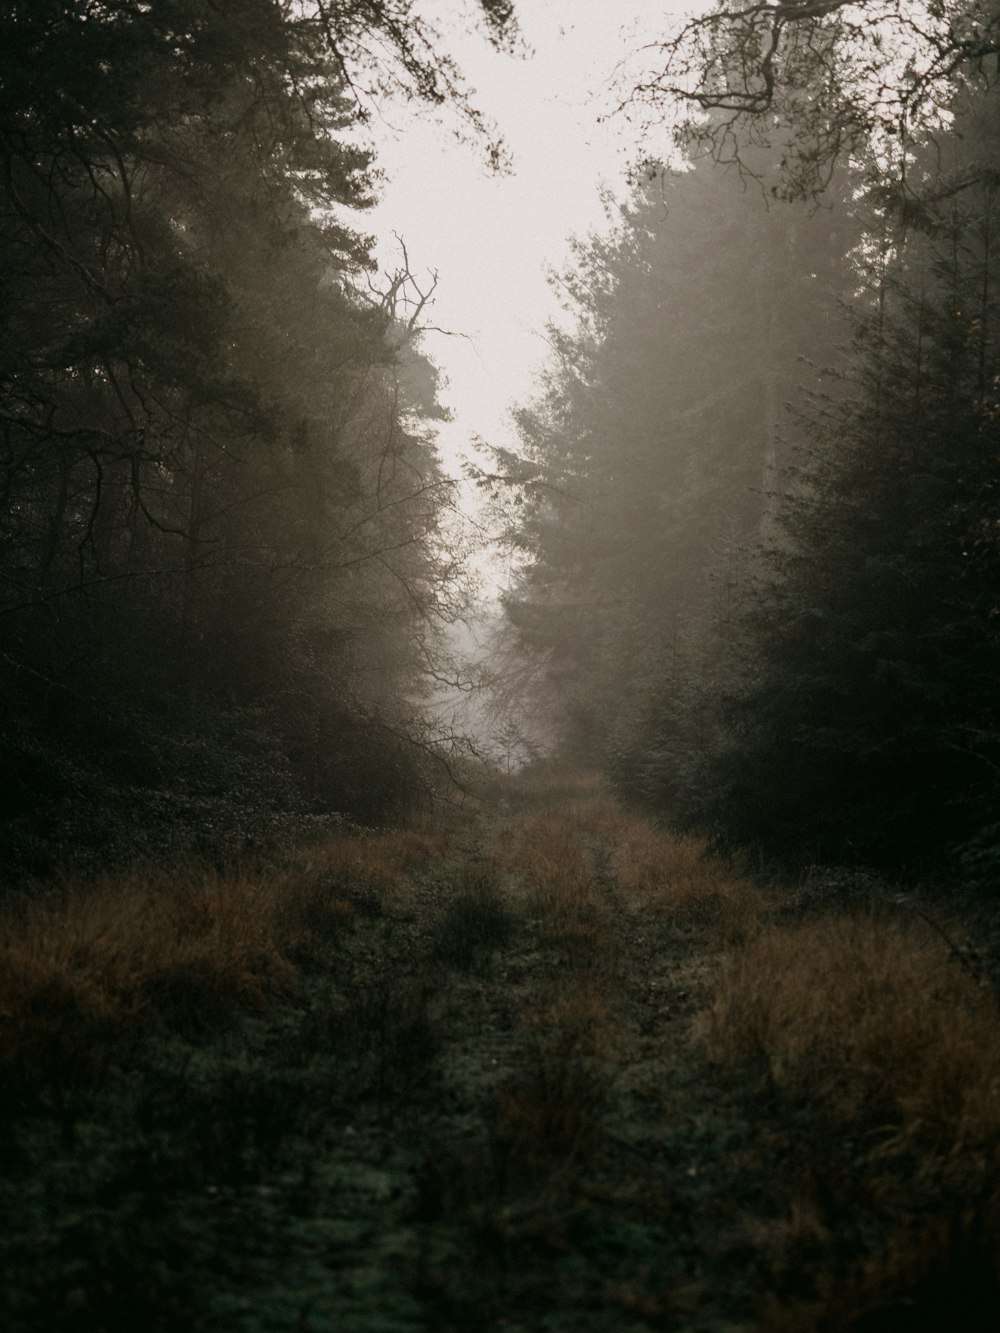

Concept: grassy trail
[[2, 769, 1000, 1330]]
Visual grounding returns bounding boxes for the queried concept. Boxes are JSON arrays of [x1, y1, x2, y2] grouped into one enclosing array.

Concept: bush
[[431, 871, 516, 969]]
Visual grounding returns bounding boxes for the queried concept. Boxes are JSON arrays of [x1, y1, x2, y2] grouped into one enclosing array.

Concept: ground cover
[[1, 766, 999, 1330]]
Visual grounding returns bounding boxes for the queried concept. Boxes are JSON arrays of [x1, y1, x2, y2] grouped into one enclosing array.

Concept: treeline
[[494, 2, 1000, 881], [0, 0, 514, 878]]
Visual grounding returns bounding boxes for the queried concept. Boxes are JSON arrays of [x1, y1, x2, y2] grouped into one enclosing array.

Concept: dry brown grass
[[0, 867, 298, 1079], [373, 828, 451, 869], [505, 760, 605, 801], [702, 907, 1000, 1326], [613, 822, 765, 940], [537, 918, 606, 968], [492, 806, 598, 921], [560, 794, 636, 845], [481, 786, 621, 1192], [492, 979, 614, 1181], [0, 824, 446, 1082], [489, 779, 766, 941], [294, 827, 450, 898], [524, 979, 614, 1058], [704, 913, 1000, 1157]]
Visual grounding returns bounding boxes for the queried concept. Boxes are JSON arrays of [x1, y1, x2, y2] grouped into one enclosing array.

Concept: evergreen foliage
[[498, 7, 1000, 884], [688, 90, 1000, 875], [617, 0, 1000, 202], [492, 154, 851, 791]]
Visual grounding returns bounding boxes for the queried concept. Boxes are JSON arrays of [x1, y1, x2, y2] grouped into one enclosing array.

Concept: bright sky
[[365, 1, 695, 479]]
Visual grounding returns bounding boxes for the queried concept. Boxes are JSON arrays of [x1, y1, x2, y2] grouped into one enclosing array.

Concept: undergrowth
[[705, 911, 1000, 1329], [3, 767, 999, 1330], [0, 827, 448, 1086]]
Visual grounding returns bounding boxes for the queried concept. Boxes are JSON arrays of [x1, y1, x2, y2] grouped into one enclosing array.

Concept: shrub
[[431, 871, 516, 969], [614, 825, 765, 940]]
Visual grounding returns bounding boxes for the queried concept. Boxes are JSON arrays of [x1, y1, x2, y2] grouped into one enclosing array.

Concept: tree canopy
[[685, 74, 1000, 874], [0, 0, 513, 876], [498, 0, 1000, 883], [616, 0, 1000, 199], [488, 153, 852, 777]]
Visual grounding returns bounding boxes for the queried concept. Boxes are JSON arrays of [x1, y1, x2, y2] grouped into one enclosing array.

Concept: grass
[[430, 867, 516, 969], [0, 827, 452, 1084], [3, 769, 1000, 1330], [704, 912, 1000, 1151], [703, 910, 1000, 1329], [611, 818, 767, 940]]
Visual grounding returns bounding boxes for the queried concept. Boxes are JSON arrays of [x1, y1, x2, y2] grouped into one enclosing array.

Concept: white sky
[[365, 1, 694, 477]]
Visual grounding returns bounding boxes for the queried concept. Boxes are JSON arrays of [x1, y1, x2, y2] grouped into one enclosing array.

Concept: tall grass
[[493, 980, 612, 1179], [451, 790, 622, 1222], [612, 821, 765, 939], [492, 806, 598, 921], [0, 829, 451, 1082], [702, 908, 1000, 1326], [704, 912, 1000, 1155]]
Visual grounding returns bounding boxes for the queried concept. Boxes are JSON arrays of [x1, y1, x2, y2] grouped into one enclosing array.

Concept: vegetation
[[3, 767, 1000, 1330], [0, 0, 515, 879], [484, 150, 853, 791], [6, 2, 1000, 1327], [684, 108, 1000, 874], [498, 2, 1000, 881], [615, 0, 1000, 201]]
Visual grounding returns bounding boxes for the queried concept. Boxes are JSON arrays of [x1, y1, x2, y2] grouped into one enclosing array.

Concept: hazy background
[[367, 1, 686, 491]]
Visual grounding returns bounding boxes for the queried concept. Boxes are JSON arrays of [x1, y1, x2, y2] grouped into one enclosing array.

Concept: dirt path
[[392, 788, 780, 1332], [407, 781, 1000, 1332]]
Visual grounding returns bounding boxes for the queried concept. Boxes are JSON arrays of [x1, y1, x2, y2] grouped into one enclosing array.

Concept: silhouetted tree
[[0, 0, 513, 873], [616, 0, 1000, 201], [685, 75, 1000, 876], [489, 154, 852, 781]]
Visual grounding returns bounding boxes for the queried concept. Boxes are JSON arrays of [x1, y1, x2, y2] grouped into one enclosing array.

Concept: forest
[[0, 0, 506, 878], [2, 1, 1000, 1330], [493, 21, 1000, 882]]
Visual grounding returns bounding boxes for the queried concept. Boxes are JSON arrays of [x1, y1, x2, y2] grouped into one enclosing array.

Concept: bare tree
[[614, 0, 1000, 199]]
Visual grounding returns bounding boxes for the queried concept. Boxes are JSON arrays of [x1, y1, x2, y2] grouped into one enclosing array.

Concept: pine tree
[[687, 81, 1000, 875], [0, 1, 503, 869], [494, 154, 853, 783]]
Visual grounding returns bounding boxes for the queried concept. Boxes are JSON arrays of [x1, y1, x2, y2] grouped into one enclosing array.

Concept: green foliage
[[684, 84, 1000, 876]]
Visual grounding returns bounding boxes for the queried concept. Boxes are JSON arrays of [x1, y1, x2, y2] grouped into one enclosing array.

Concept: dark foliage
[[492, 150, 852, 792], [685, 85, 1000, 876], [0, 1, 502, 875]]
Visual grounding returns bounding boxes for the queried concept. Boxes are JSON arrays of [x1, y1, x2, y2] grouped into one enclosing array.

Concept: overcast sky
[[365, 1, 693, 479]]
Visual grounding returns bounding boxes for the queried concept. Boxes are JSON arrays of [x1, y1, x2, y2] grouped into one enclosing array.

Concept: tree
[[616, 0, 1000, 201], [684, 73, 1000, 875], [0, 0, 512, 873], [488, 152, 853, 780]]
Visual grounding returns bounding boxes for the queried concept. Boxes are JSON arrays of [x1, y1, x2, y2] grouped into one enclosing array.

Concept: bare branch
[[613, 1, 1000, 201]]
